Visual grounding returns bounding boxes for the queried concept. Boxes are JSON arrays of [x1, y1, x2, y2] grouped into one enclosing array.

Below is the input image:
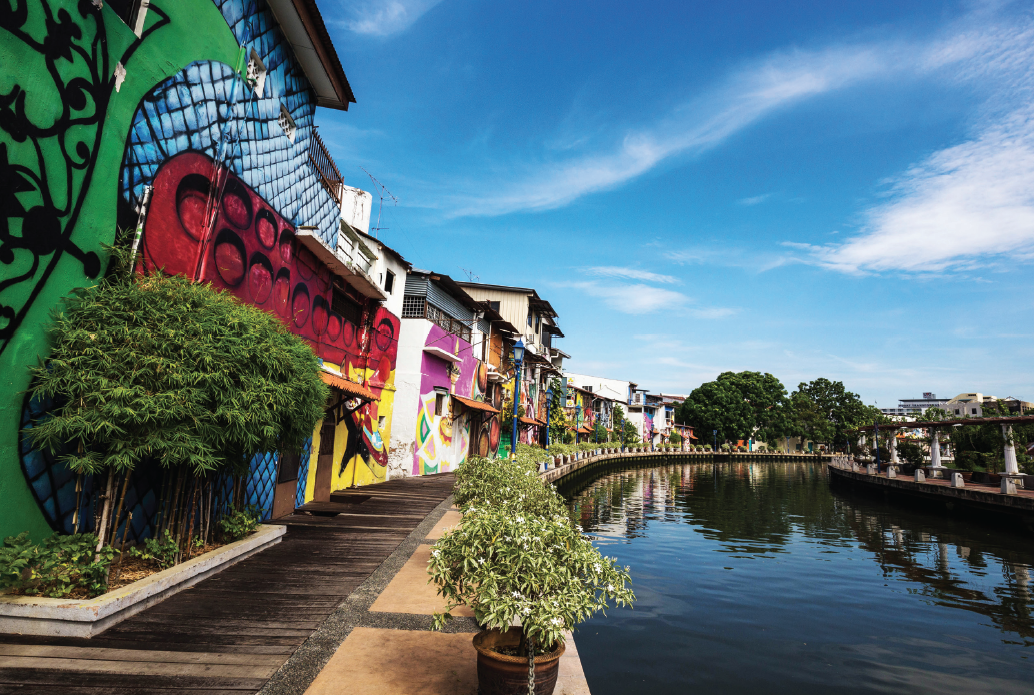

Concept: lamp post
[[545, 386, 553, 448], [576, 403, 582, 444], [510, 339, 525, 458]]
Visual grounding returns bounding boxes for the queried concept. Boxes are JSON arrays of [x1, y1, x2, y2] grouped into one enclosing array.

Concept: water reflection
[[564, 461, 1034, 694]]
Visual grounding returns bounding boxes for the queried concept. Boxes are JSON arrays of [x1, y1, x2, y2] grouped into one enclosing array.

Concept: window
[[246, 48, 267, 98], [971, 407, 978, 414], [402, 295, 425, 318], [277, 450, 301, 484], [108, 0, 148, 36], [955, 409, 960, 415], [527, 313, 533, 327], [332, 286, 364, 326], [435, 393, 446, 416], [489, 301, 500, 312], [278, 104, 297, 143], [385, 270, 395, 294], [378, 416, 386, 430]]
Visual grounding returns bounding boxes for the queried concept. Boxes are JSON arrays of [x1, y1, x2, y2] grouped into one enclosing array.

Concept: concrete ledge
[[0, 523, 286, 638]]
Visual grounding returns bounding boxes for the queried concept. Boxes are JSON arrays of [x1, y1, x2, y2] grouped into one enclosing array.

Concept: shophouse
[[393, 271, 513, 478], [1, 0, 389, 540], [455, 282, 566, 448]]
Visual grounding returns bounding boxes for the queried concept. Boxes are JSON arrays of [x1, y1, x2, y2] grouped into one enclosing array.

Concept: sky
[[312, 0, 1034, 407]]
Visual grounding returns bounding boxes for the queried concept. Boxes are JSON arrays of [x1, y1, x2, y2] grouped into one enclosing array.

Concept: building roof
[[408, 269, 483, 312], [356, 228, 412, 270], [319, 370, 376, 400], [451, 394, 499, 414], [454, 281, 558, 318], [267, 0, 356, 110]]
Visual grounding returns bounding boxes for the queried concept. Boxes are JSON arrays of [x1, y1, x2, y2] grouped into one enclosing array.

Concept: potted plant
[[430, 508, 634, 695]]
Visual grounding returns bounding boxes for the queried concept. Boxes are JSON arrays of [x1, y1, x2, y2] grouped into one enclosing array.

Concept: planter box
[[0, 523, 285, 638]]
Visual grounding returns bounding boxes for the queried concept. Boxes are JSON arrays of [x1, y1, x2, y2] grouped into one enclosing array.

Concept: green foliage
[[669, 432, 682, 446], [943, 400, 1034, 474], [219, 505, 263, 542], [456, 454, 568, 518], [547, 379, 569, 444], [787, 378, 874, 450], [676, 371, 788, 444], [0, 532, 116, 598], [621, 420, 639, 446], [896, 439, 925, 467], [429, 507, 634, 649], [26, 258, 329, 478], [129, 529, 179, 569]]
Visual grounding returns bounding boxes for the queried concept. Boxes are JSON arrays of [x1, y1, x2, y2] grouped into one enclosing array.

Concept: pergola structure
[[852, 415, 1034, 481]]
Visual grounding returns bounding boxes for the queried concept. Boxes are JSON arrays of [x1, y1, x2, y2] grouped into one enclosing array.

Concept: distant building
[[880, 393, 951, 416]]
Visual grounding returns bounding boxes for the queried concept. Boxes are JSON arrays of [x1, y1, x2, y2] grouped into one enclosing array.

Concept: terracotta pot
[[473, 628, 565, 695]]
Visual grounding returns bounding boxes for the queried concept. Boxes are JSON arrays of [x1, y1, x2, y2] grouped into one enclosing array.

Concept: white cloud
[[342, 0, 442, 36], [738, 193, 772, 206], [586, 266, 680, 284], [557, 280, 735, 318], [799, 18, 1034, 274]]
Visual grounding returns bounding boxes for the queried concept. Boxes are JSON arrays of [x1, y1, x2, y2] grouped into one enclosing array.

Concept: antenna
[[360, 166, 398, 238], [461, 268, 480, 283]]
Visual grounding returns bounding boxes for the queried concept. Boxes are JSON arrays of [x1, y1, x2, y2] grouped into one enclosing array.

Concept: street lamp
[[510, 339, 525, 458], [545, 386, 553, 448], [874, 418, 880, 474], [713, 429, 717, 454], [576, 403, 582, 444]]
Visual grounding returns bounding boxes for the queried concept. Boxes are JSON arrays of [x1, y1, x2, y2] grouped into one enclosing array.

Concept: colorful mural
[[2, 0, 384, 537], [411, 323, 497, 474]]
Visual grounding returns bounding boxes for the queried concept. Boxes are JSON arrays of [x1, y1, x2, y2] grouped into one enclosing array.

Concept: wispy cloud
[[446, 41, 896, 216], [738, 193, 772, 206], [586, 266, 680, 284], [796, 18, 1034, 274], [340, 0, 443, 36], [556, 280, 736, 318]]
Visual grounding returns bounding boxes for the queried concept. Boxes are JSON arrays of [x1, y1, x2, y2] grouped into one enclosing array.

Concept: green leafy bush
[[455, 456, 567, 519], [0, 532, 116, 598], [429, 507, 634, 652], [129, 529, 179, 569], [219, 505, 263, 542]]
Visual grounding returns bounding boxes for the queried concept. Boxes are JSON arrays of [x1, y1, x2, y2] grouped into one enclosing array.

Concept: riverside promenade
[[0, 471, 591, 694]]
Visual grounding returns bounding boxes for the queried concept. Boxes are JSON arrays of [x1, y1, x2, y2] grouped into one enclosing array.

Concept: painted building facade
[[0, 0, 397, 540], [393, 270, 505, 478]]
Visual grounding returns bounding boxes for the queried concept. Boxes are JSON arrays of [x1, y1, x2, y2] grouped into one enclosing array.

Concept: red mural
[[138, 151, 400, 390]]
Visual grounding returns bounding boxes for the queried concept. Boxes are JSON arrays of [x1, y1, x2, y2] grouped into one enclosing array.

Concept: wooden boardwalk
[[0, 473, 455, 694]]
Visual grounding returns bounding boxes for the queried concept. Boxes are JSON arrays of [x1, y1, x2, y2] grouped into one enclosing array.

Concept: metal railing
[[308, 128, 343, 201]]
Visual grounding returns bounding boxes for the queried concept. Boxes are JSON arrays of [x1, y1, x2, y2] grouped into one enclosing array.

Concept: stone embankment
[[827, 458, 1034, 531], [541, 447, 828, 485]]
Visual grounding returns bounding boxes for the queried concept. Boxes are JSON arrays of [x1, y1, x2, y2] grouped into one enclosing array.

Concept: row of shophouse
[[0, 0, 694, 541]]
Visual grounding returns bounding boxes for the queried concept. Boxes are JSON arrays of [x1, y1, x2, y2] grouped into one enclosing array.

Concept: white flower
[[607, 584, 614, 592], [512, 591, 522, 598], [552, 618, 562, 626]]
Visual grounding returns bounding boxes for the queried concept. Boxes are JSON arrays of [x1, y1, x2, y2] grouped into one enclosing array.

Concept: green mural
[[0, 0, 239, 540]]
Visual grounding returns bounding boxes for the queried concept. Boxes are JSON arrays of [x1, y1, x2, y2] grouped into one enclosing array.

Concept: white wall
[[389, 318, 432, 479], [564, 373, 630, 405]]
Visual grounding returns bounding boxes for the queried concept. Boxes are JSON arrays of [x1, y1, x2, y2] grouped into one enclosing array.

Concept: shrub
[[129, 529, 179, 569], [430, 507, 634, 652], [0, 532, 116, 598], [219, 505, 263, 542]]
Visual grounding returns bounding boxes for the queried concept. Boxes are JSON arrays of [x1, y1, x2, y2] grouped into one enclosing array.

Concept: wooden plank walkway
[[0, 473, 455, 695]]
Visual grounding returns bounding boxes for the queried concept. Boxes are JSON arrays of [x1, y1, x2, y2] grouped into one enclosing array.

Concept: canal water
[[563, 460, 1034, 694]]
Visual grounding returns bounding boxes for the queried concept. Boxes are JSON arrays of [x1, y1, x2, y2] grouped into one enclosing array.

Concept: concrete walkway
[[277, 504, 591, 695]]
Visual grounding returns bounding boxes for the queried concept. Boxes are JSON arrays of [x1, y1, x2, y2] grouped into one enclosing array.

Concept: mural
[[2, 0, 386, 536], [412, 324, 497, 475]]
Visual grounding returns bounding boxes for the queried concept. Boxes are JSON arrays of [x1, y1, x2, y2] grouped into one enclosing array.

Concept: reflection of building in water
[[840, 501, 1034, 644]]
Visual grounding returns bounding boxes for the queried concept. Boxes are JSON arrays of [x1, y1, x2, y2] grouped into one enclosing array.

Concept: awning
[[452, 394, 500, 414], [320, 371, 376, 401], [519, 416, 546, 427]]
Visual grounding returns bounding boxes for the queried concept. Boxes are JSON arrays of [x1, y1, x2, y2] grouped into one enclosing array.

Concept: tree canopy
[[786, 378, 873, 450], [675, 371, 788, 443], [27, 263, 329, 476]]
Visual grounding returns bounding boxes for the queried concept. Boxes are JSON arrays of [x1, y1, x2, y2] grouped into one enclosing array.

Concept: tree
[[786, 378, 870, 451], [621, 420, 640, 446], [546, 379, 569, 445], [675, 371, 788, 445], [612, 405, 627, 444], [26, 258, 328, 553]]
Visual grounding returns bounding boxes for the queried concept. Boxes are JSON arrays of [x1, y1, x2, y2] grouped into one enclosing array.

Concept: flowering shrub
[[453, 456, 567, 519], [429, 507, 634, 652]]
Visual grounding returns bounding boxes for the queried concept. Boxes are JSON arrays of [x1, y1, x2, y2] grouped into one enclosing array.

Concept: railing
[[401, 297, 472, 343], [308, 128, 343, 201]]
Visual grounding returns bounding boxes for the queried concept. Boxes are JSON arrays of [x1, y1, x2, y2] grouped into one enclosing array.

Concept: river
[[562, 459, 1034, 694]]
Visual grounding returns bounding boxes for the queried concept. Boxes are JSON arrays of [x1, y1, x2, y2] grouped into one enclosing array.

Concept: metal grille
[[427, 304, 471, 343], [402, 295, 426, 318], [308, 128, 342, 200]]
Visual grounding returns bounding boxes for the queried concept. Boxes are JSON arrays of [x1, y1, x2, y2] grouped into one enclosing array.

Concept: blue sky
[[313, 0, 1034, 407]]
